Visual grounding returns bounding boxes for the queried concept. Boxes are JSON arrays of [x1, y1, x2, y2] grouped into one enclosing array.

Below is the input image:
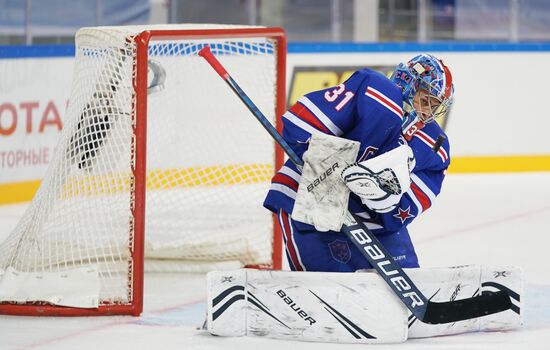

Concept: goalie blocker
[[206, 266, 522, 344]]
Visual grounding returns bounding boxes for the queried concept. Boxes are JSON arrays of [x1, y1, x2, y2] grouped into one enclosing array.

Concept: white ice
[[0, 172, 549, 350]]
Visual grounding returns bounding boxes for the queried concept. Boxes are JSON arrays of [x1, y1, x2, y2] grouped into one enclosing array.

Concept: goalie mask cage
[[0, 25, 286, 316]]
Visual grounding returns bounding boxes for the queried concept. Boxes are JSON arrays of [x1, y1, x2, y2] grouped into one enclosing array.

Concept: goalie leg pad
[[396, 265, 523, 338], [207, 266, 522, 343], [207, 269, 408, 344]]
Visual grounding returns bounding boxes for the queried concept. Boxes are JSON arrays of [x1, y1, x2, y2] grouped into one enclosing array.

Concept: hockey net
[[0, 24, 285, 316]]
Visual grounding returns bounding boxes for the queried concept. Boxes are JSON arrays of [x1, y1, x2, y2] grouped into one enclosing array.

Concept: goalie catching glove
[[340, 144, 414, 213]]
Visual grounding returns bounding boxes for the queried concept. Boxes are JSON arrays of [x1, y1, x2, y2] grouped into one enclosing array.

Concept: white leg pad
[[207, 266, 522, 343], [206, 269, 408, 344], [207, 269, 248, 337], [404, 265, 523, 338]]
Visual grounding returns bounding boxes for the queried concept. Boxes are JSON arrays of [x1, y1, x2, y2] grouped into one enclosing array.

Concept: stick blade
[[422, 291, 512, 324]]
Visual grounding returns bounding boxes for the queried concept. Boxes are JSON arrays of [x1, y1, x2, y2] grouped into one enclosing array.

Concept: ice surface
[[0, 173, 549, 350]]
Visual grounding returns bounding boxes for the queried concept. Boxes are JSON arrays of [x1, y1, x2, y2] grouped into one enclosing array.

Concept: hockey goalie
[[203, 52, 523, 343]]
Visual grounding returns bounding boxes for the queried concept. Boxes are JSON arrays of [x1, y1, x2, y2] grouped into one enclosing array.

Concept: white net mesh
[[0, 25, 280, 307]]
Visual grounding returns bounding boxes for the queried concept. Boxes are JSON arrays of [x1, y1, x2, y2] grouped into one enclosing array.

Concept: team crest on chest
[[328, 240, 351, 264]]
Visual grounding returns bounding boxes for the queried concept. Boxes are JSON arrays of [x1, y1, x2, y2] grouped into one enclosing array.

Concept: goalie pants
[[278, 210, 419, 272]]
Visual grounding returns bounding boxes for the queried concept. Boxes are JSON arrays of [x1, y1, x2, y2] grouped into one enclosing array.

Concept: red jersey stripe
[[272, 173, 299, 192], [289, 103, 331, 134], [279, 211, 304, 271], [365, 86, 403, 119], [411, 182, 431, 211]]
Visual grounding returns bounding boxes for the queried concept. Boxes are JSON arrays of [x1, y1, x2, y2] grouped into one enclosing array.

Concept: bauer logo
[[276, 289, 316, 325], [288, 65, 449, 131], [348, 224, 425, 309], [307, 162, 339, 193]]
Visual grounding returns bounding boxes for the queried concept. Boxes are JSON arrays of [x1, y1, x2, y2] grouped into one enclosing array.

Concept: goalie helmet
[[390, 54, 454, 126]]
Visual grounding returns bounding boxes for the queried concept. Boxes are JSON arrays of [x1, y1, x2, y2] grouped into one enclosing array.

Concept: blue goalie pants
[[277, 210, 419, 272]]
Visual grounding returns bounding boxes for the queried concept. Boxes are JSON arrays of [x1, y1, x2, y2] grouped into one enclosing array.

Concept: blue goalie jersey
[[263, 67, 451, 236]]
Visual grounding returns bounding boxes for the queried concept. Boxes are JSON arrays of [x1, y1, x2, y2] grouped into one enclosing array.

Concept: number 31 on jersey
[[324, 83, 354, 111]]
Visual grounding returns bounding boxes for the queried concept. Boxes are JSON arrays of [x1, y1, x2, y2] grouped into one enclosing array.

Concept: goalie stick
[[199, 45, 512, 324]]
